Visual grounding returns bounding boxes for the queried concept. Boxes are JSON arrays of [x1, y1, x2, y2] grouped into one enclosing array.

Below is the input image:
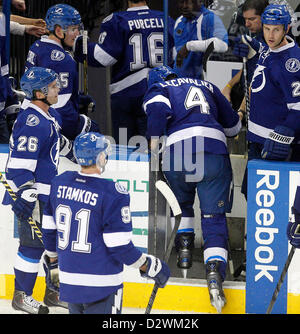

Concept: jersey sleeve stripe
[[42, 214, 56, 230], [248, 120, 273, 139], [109, 67, 150, 95], [94, 44, 117, 67], [52, 93, 72, 108], [143, 94, 171, 111], [287, 102, 300, 111], [223, 119, 242, 137], [7, 157, 37, 172], [103, 231, 133, 247]]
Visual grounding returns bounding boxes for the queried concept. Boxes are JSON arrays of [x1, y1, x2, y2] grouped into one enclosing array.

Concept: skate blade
[[181, 269, 187, 279], [210, 289, 225, 314]]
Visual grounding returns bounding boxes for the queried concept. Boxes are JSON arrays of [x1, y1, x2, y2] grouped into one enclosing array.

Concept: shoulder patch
[[115, 182, 129, 194], [51, 50, 65, 61], [285, 58, 300, 73], [26, 114, 40, 127]]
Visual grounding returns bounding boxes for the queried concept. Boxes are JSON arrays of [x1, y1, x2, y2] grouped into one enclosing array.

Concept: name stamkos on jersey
[[51, 50, 65, 61], [115, 182, 129, 194], [26, 114, 40, 126], [285, 58, 300, 73]]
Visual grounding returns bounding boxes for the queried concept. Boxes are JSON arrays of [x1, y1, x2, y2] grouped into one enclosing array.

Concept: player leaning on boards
[[143, 66, 241, 313], [2, 67, 76, 314], [41, 132, 170, 314], [73, 0, 175, 144], [234, 4, 300, 200], [23, 4, 99, 141], [174, 0, 228, 79]]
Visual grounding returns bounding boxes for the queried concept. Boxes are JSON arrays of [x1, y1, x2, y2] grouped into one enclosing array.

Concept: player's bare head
[[73, 132, 111, 173], [242, 0, 269, 16], [242, 0, 269, 33], [178, 0, 203, 18]]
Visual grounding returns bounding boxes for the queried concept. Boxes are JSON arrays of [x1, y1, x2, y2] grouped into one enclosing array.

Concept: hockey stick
[[0, 172, 43, 243], [266, 246, 296, 314], [145, 180, 182, 314], [82, 30, 94, 114], [242, 57, 250, 130], [83, 30, 88, 95], [202, 41, 214, 80]]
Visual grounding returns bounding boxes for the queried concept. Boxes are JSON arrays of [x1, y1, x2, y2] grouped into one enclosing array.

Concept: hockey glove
[[43, 254, 59, 292], [78, 92, 96, 114], [12, 185, 37, 222], [59, 135, 76, 163], [234, 35, 260, 59], [287, 207, 300, 248], [261, 125, 294, 161], [140, 255, 170, 288], [73, 35, 88, 63]]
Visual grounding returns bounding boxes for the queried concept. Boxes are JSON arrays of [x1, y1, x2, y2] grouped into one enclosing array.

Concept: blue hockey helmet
[[261, 4, 291, 31], [20, 67, 58, 100], [45, 4, 82, 32], [73, 132, 111, 167], [148, 66, 178, 87]]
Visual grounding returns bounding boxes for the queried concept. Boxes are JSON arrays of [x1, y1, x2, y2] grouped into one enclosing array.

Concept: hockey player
[[143, 66, 241, 313], [23, 4, 98, 141], [73, 0, 175, 143], [41, 131, 170, 314], [222, 0, 268, 111], [174, 0, 228, 79], [2, 67, 77, 314], [236, 4, 300, 200]]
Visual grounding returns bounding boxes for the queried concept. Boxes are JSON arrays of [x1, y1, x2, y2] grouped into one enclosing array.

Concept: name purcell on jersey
[[57, 185, 98, 206], [128, 17, 164, 31]]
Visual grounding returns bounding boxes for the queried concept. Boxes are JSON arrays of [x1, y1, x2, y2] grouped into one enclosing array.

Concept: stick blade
[[155, 180, 181, 217], [202, 41, 214, 74]]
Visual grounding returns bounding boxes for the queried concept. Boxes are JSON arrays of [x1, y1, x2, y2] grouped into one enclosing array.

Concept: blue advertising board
[[246, 159, 300, 314]]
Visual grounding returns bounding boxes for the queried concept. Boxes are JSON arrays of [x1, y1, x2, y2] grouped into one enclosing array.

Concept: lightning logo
[[251, 65, 266, 93]]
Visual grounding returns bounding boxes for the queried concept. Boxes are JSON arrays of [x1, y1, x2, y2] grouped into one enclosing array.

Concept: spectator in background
[[173, 0, 228, 79], [10, 15, 46, 38]]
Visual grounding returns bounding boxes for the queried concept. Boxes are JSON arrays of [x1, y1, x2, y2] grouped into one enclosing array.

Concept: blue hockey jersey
[[81, 5, 174, 98], [23, 36, 80, 139], [2, 103, 61, 204], [143, 77, 241, 154], [173, 5, 228, 79], [42, 171, 144, 304], [248, 37, 300, 144]]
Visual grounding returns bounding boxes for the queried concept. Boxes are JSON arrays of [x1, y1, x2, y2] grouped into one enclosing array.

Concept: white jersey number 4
[[184, 86, 210, 114]]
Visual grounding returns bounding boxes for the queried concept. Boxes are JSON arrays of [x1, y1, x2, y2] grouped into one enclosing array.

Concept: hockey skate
[[12, 289, 49, 314], [44, 286, 68, 309], [175, 232, 195, 278], [206, 261, 226, 313]]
